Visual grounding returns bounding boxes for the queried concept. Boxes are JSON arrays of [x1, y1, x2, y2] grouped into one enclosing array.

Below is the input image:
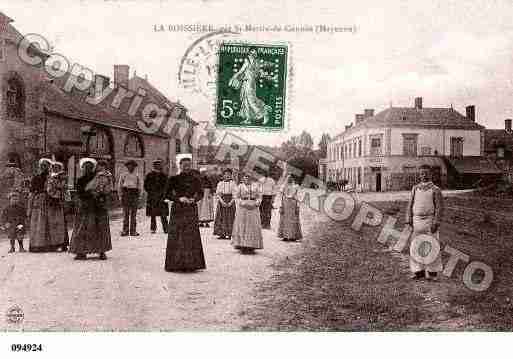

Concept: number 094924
[[11, 344, 43, 352]]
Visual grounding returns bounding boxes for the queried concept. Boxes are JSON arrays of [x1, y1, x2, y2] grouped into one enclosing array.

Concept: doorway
[[376, 172, 382, 192]]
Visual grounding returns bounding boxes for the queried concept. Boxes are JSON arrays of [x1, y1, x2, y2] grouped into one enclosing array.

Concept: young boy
[[1, 191, 27, 253], [405, 164, 444, 280]]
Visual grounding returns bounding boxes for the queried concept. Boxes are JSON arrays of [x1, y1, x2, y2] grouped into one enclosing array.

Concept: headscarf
[[79, 158, 97, 171], [38, 158, 53, 169]]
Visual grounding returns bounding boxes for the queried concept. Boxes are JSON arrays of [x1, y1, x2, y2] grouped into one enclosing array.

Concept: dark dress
[[144, 171, 169, 217], [29, 172, 66, 252], [213, 180, 236, 238], [164, 172, 206, 272], [69, 173, 112, 255], [1, 204, 26, 239]]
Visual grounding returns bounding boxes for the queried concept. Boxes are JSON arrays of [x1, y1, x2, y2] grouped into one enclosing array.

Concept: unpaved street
[[0, 205, 308, 331]]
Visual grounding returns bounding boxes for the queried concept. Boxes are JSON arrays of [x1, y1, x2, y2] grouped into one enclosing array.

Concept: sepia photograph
[[0, 0, 512, 357]]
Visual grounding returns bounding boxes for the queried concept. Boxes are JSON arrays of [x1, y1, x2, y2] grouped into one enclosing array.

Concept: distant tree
[[298, 131, 314, 150], [318, 133, 331, 158]]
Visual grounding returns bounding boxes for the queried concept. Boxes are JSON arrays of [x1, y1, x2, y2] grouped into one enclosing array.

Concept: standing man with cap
[[118, 160, 141, 237], [144, 159, 169, 234]]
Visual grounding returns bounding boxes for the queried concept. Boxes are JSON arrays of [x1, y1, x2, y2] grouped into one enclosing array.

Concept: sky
[[3, 0, 513, 147]]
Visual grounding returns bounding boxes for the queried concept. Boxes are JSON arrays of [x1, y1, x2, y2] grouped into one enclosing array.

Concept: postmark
[[178, 30, 240, 99], [6, 305, 24, 324], [214, 42, 289, 131]]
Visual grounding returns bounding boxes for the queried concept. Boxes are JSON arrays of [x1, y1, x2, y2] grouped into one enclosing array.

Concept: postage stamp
[[214, 42, 289, 131]]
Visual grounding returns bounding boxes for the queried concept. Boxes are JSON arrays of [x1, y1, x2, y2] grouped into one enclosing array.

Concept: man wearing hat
[[144, 159, 169, 234], [118, 159, 141, 236]]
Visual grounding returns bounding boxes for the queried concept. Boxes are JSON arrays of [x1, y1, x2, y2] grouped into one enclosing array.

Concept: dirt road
[[0, 207, 304, 331]]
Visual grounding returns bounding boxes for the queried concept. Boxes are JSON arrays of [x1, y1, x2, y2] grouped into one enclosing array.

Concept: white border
[[212, 40, 293, 134]]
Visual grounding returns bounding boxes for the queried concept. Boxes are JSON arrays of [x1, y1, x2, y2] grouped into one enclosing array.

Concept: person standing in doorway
[[118, 160, 141, 237], [144, 159, 169, 234], [258, 171, 276, 229], [405, 164, 444, 281]]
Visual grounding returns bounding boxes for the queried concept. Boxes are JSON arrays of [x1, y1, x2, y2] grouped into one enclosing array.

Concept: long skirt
[[232, 202, 263, 250], [29, 193, 68, 252], [213, 194, 236, 238], [278, 197, 302, 240], [409, 215, 443, 273], [165, 202, 206, 272], [198, 188, 214, 222], [70, 202, 112, 255], [259, 195, 274, 228]]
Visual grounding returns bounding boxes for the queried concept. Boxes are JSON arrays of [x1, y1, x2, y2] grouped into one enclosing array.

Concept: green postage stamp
[[215, 42, 289, 131]]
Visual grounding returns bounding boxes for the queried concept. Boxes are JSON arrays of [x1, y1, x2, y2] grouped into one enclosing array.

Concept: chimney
[[466, 105, 475, 122], [114, 64, 129, 88], [414, 97, 423, 110], [505, 119, 512, 132], [91, 74, 110, 97], [355, 114, 364, 124], [364, 109, 374, 118]]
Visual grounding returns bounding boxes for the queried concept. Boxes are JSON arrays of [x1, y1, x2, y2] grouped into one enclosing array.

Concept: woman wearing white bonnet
[[70, 157, 112, 260], [28, 157, 68, 252]]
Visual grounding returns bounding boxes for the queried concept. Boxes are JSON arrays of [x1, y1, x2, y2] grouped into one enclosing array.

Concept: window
[[420, 146, 431, 156], [450, 137, 464, 158], [86, 128, 112, 156], [6, 76, 25, 122], [357, 167, 361, 185], [348, 143, 352, 158], [370, 137, 382, 156], [175, 138, 182, 154], [403, 134, 418, 156], [353, 142, 357, 158], [124, 134, 144, 158], [497, 147, 505, 159], [358, 139, 362, 157]]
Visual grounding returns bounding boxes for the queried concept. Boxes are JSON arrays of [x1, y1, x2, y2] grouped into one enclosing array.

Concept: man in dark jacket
[[144, 159, 169, 234]]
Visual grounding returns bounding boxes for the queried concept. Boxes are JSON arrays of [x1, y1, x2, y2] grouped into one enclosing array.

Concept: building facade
[[326, 97, 485, 191], [483, 119, 513, 184], [0, 12, 195, 199]]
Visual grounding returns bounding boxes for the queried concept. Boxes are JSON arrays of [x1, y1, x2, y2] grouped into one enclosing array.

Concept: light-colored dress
[[231, 182, 263, 250], [278, 183, 302, 240], [230, 58, 271, 123], [198, 188, 214, 223], [406, 182, 444, 273]]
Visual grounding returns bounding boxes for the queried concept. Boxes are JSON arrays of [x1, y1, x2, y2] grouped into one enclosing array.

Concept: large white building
[[326, 97, 487, 191]]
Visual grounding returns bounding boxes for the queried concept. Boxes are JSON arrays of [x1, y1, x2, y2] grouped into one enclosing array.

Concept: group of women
[[27, 157, 112, 259], [205, 168, 303, 254], [24, 157, 303, 263]]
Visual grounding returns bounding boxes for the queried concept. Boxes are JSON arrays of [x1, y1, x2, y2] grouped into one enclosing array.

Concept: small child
[[1, 191, 27, 253]]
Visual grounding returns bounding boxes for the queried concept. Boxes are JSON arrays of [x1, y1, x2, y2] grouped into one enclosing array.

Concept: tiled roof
[[39, 75, 182, 138], [483, 129, 513, 152], [336, 107, 483, 139], [129, 76, 196, 125]]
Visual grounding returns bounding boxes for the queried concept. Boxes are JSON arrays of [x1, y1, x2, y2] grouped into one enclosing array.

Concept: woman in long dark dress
[[164, 158, 206, 272], [69, 158, 112, 260], [213, 168, 237, 239]]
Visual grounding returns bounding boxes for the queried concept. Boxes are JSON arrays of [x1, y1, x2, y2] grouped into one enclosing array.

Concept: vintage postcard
[[0, 0, 512, 357]]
